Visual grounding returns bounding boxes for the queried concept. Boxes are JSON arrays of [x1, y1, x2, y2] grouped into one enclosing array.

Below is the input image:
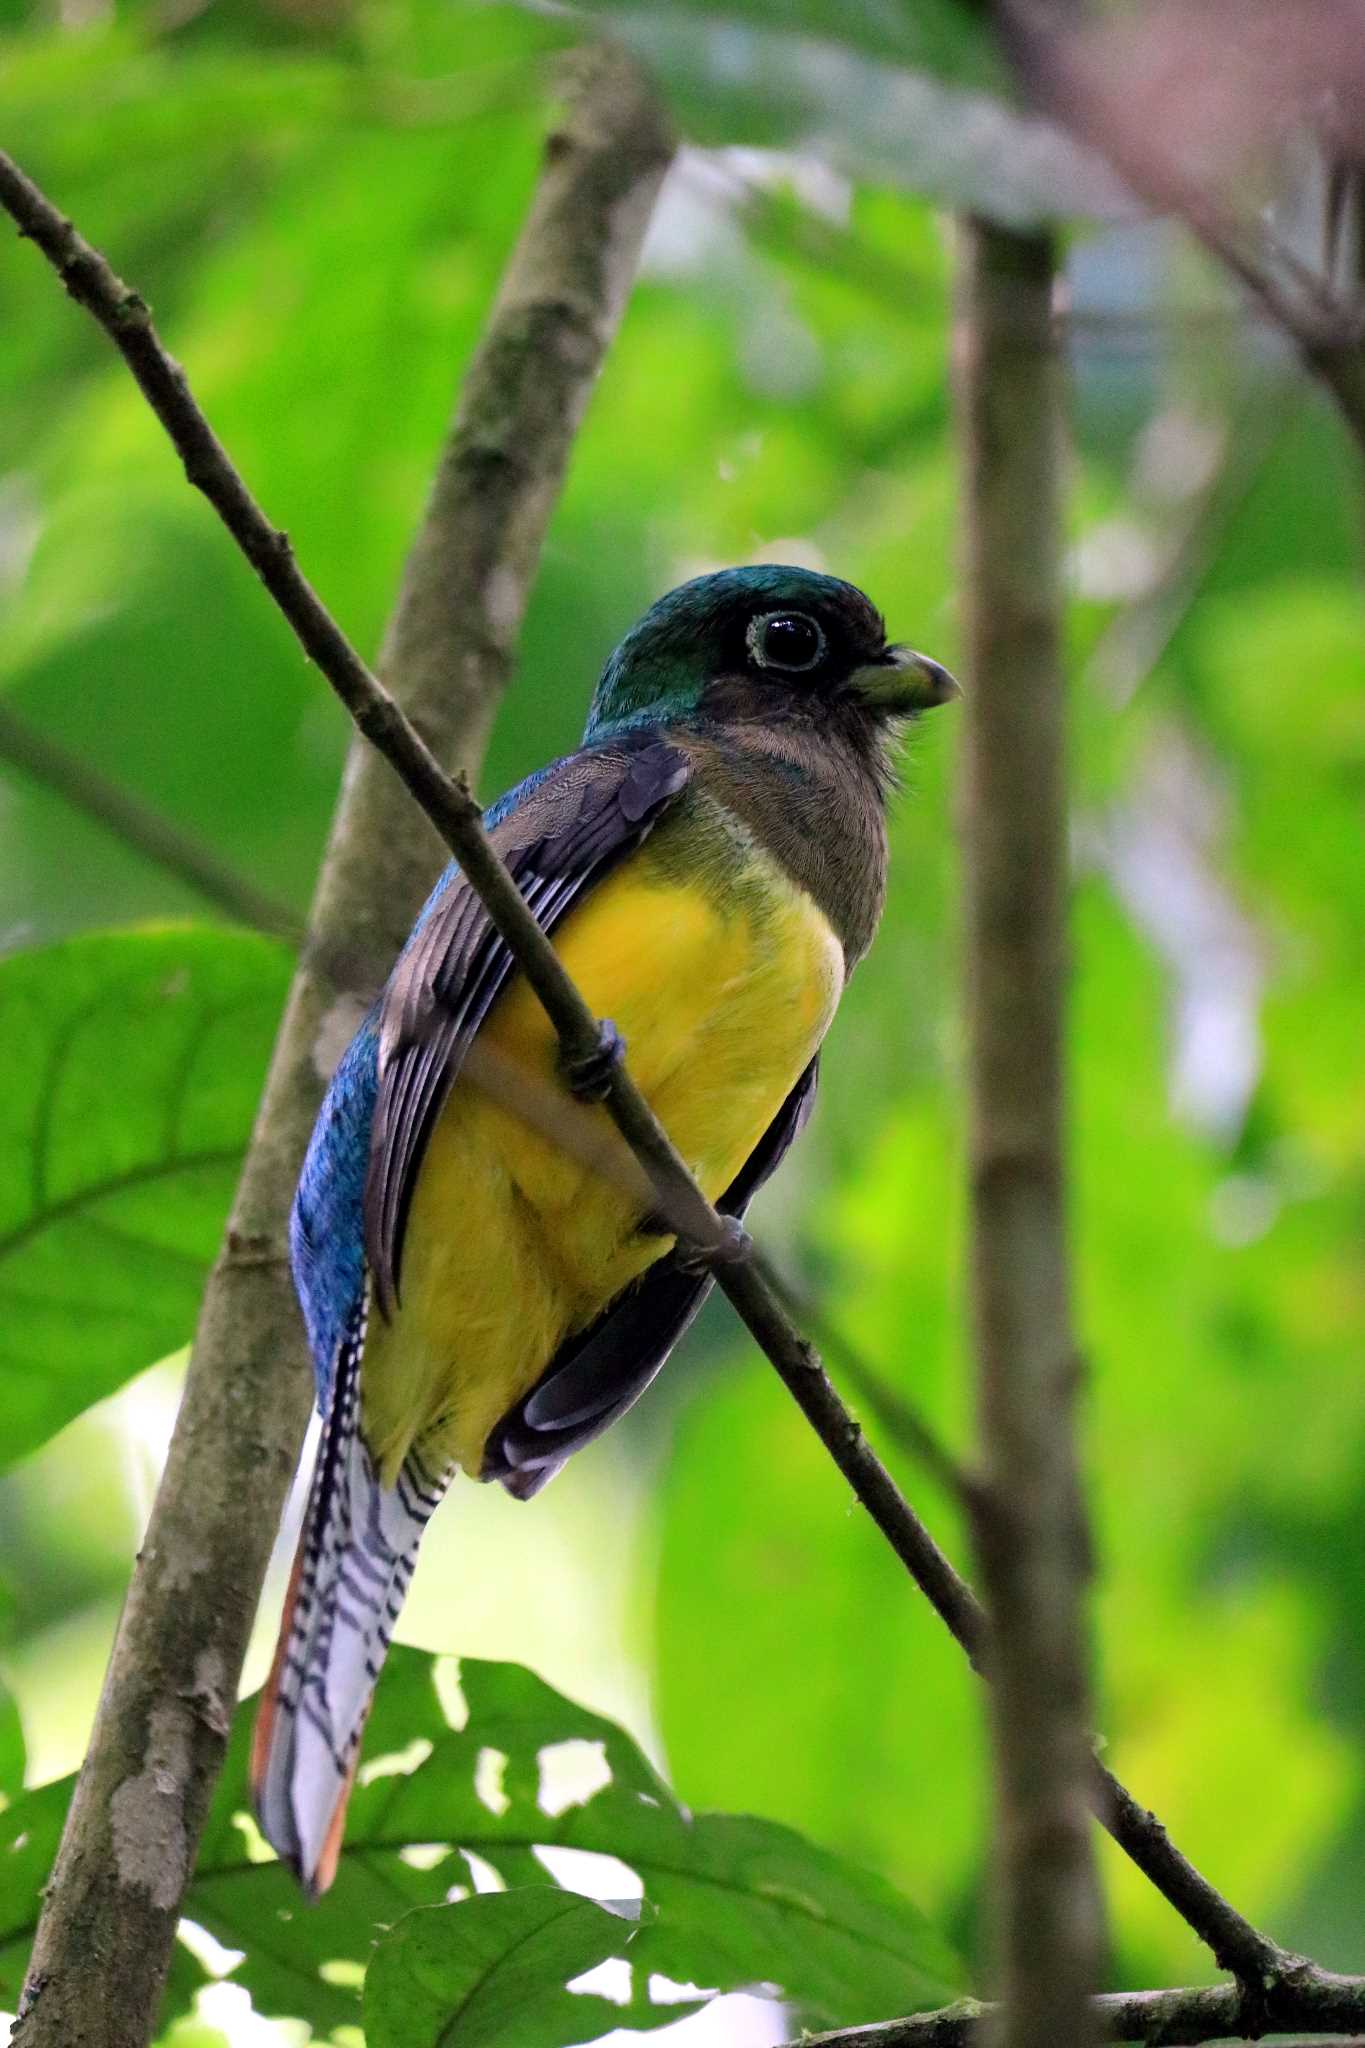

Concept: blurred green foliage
[[1, 0, 1364, 2041]]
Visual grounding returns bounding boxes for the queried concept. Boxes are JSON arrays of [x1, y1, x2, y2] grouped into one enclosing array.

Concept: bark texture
[[956, 216, 1103, 2048]]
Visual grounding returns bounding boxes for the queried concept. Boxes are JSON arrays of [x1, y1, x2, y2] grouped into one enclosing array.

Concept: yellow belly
[[361, 848, 843, 1480]]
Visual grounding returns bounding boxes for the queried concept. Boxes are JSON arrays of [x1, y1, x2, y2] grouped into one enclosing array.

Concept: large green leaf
[[365, 1891, 654, 2048], [0, 1651, 964, 2036], [0, 926, 290, 1466], [0, 1775, 72, 2008]]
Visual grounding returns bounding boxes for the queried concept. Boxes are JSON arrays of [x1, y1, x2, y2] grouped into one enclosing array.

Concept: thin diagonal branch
[[811, 1342, 1295, 1987], [0, 129, 1302, 2020], [765, 1259, 977, 1511], [0, 698, 305, 943], [1, 49, 674, 2048]]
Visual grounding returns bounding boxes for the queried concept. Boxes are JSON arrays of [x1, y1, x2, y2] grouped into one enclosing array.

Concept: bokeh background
[[2, 1, 1364, 2042]]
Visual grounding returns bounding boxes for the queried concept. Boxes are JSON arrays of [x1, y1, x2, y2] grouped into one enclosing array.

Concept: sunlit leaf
[[153, 2022, 231, 2048], [0, 926, 289, 1466]]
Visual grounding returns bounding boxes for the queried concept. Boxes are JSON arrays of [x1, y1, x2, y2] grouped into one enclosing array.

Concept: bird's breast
[[361, 812, 843, 1477], [475, 809, 842, 1217]]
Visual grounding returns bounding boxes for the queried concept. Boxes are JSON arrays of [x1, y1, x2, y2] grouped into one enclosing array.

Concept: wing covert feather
[[364, 736, 691, 1315]]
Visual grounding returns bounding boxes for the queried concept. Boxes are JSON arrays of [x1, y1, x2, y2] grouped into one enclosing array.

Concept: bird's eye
[[746, 610, 826, 674]]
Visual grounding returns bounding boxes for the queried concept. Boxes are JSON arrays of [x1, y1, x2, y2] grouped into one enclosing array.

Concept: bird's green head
[[583, 565, 956, 742]]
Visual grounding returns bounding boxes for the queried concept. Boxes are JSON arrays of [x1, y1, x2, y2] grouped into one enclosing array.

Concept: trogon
[[251, 565, 957, 1892]]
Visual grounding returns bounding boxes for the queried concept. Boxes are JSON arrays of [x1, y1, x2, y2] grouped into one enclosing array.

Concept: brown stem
[[956, 215, 1102, 2048], [798, 1966, 1365, 2047], [0, 52, 673, 2048]]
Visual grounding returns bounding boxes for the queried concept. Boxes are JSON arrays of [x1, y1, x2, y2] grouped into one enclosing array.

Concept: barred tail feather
[[251, 1296, 451, 1896]]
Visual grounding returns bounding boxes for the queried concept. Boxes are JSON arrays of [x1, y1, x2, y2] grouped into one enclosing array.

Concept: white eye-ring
[[746, 610, 827, 674]]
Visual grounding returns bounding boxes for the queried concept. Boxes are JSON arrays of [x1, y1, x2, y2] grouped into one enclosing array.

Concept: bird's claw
[[561, 1018, 626, 1102], [676, 1215, 753, 1276]]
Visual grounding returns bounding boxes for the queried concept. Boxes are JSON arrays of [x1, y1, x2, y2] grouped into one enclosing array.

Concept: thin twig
[[1, 52, 674, 2048], [798, 1968, 1365, 2047], [827, 1346, 1295, 1986], [0, 699, 305, 944], [0, 133, 1302, 2020]]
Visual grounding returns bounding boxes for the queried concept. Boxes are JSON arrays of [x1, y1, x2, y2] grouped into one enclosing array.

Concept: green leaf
[[0, 925, 290, 1466], [0, 1651, 963, 2034], [365, 1890, 645, 2048]]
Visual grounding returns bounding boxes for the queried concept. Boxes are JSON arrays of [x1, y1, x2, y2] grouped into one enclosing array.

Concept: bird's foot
[[675, 1215, 753, 1276], [561, 1018, 626, 1102]]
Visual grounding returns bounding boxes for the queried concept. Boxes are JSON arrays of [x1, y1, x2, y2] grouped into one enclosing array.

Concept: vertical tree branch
[[956, 218, 1103, 2048], [342, 41, 677, 929], [5, 54, 672, 2048]]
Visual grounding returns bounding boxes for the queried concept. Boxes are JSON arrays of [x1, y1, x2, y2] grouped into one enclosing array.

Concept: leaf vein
[[0, 1146, 243, 1265]]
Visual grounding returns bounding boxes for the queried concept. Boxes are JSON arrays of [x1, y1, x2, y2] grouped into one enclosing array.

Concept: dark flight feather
[[480, 1056, 820, 1498]]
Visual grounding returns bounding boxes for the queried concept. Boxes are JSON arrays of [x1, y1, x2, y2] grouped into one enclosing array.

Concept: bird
[[250, 564, 957, 1895]]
